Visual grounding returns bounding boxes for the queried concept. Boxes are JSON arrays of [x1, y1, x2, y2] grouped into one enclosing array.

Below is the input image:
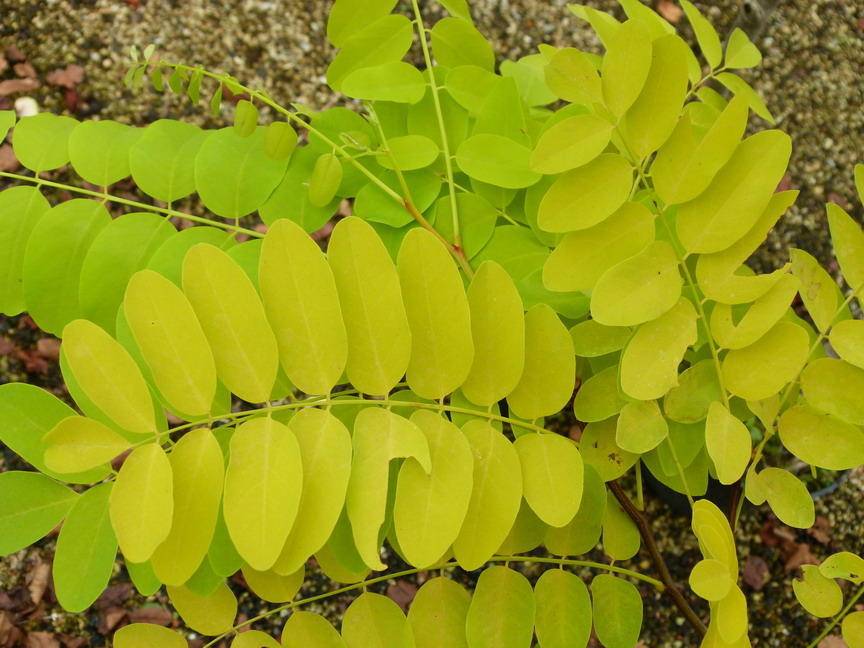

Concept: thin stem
[[170, 63, 405, 206], [664, 436, 694, 506], [138, 394, 552, 453], [409, 0, 464, 252], [0, 171, 260, 238], [805, 583, 864, 648], [202, 554, 664, 647], [609, 480, 708, 637], [166, 62, 474, 277], [491, 555, 664, 590]]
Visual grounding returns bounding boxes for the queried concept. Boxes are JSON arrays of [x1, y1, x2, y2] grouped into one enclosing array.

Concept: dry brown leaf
[[656, 0, 683, 23], [0, 79, 40, 97], [46, 65, 84, 89], [386, 581, 417, 613], [819, 636, 847, 648], [128, 605, 173, 626], [27, 562, 51, 605], [26, 633, 60, 648], [0, 144, 20, 172], [742, 555, 770, 591], [13, 63, 36, 79], [35, 338, 60, 362]]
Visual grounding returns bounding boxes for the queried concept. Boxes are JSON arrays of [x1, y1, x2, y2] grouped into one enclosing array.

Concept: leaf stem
[[805, 583, 864, 648], [0, 171, 261, 238], [409, 0, 464, 254], [166, 63, 474, 276], [201, 554, 664, 647], [609, 480, 708, 637]]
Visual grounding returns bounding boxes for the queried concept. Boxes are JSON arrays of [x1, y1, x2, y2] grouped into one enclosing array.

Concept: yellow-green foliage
[[0, 0, 863, 646]]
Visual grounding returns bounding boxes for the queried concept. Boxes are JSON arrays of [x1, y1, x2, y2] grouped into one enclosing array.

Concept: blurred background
[[0, 1, 862, 646]]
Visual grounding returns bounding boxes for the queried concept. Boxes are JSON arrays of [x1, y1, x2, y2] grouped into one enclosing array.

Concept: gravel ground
[[1, 1, 863, 646]]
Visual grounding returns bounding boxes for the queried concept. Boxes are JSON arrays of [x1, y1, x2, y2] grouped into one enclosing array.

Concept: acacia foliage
[[0, 0, 863, 646]]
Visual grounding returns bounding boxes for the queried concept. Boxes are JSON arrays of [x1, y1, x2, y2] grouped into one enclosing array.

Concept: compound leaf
[[407, 577, 471, 648], [515, 433, 583, 528], [109, 443, 173, 563], [259, 219, 347, 396], [194, 127, 289, 219], [342, 592, 414, 648], [223, 417, 302, 571], [591, 241, 682, 327], [62, 319, 156, 435], [129, 119, 208, 203], [53, 482, 117, 612], [591, 574, 643, 648], [507, 304, 575, 420], [151, 429, 224, 586], [68, 120, 141, 186], [465, 567, 535, 648], [182, 243, 278, 403], [124, 270, 217, 417], [534, 569, 592, 648], [275, 409, 352, 576], [453, 421, 523, 570], [23, 199, 110, 334], [0, 471, 78, 556], [398, 228, 474, 399]]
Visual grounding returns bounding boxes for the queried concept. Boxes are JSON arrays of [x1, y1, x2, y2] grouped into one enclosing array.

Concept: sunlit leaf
[[183, 243, 278, 403], [0, 471, 77, 556], [124, 270, 217, 417], [591, 574, 643, 648], [151, 429, 224, 586], [328, 217, 411, 396], [109, 443, 173, 563], [223, 417, 302, 571], [705, 401, 752, 485], [537, 154, 633, 233], [677, 130, 791, 254], [408, 577, 471, 648], [466, 567, 535, 648], [515, 433, 583, 528], [53, 483, 116, 612], [591, 241, 682, 327]]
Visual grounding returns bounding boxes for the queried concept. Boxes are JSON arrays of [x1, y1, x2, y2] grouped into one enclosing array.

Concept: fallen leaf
[[98, 607, 127, 635], [13, 63, 36, 79], [0, 79, 40, 97], [27, 561, 51, 605], [0, 145, 17, 172], [36, 338, 60, 362], [784, 543, 819, 572], [26, 632, 60, 648], [808, 516, 832, 545], [95, 583, 133, 609], [742, 555, 770, 590], [46, 65, 84, 90], [128, 605, 173, 626], [386, 581, 417, 613], [656, 0, 683, 23], [818, 636, 847, 648]]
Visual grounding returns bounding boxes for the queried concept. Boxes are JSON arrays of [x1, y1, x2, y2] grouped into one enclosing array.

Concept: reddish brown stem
[[609, 480, 708, 637]]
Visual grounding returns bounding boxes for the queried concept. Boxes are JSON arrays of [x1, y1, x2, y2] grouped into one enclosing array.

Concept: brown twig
[[609, 480, 708, 637]]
